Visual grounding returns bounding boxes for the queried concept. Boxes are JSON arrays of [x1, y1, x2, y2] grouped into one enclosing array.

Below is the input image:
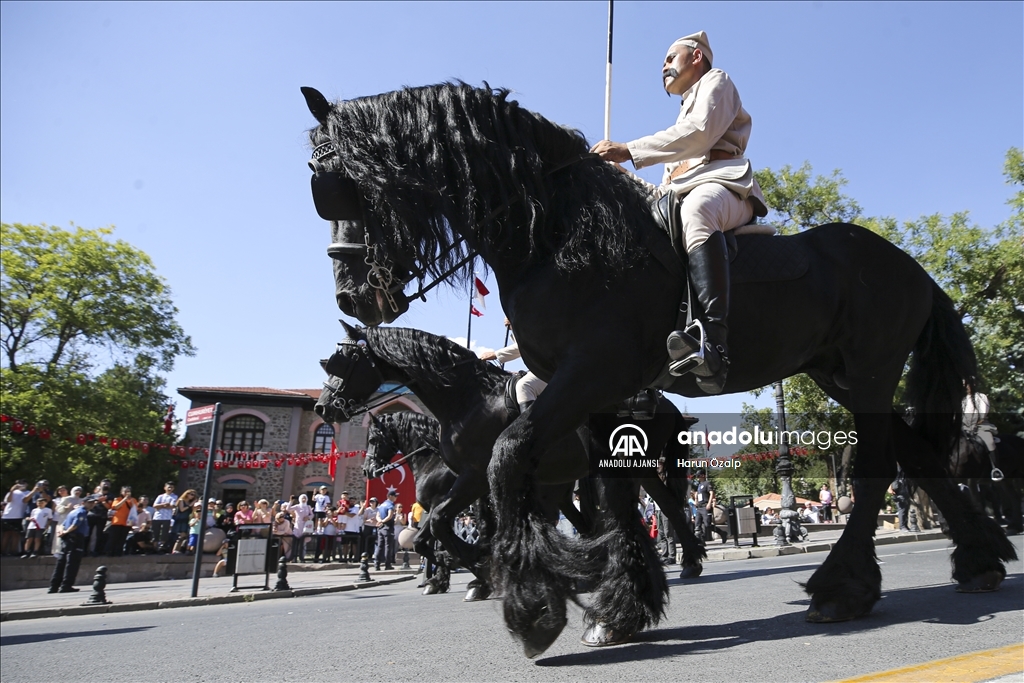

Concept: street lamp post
[[774, 382, 806, 545]]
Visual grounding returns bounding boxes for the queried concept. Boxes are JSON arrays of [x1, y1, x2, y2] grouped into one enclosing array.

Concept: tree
[[753, 149, 1024, 437], [1, 223, 195, 492]]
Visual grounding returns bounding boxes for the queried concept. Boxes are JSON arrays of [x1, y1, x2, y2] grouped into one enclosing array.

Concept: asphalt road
[[2, 537, 1021, 682]]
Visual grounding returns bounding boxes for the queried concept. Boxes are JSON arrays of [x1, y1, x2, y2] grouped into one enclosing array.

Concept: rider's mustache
[[663, 67, 679, 79]]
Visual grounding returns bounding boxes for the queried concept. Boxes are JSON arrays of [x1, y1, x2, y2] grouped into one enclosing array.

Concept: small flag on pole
[[470, 306, 484, 317], [473, 275, 489, 313]]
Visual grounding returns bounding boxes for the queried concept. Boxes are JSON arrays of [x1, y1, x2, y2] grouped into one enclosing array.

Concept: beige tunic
[[626, 69, 768, 217]]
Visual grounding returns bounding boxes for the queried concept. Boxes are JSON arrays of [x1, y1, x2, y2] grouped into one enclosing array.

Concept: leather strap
[[669, 149, 739, 181]]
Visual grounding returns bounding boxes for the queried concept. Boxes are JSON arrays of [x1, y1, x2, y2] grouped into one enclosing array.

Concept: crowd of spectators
[[4, 478, 424, 570]]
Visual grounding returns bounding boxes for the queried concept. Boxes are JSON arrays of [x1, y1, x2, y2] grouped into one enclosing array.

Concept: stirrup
[[990, 468, 1004, 482], [667, 320, 706, 377]]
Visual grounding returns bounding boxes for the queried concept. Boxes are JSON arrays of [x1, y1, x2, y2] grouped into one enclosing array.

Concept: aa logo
[[608, 424, 649, 458]]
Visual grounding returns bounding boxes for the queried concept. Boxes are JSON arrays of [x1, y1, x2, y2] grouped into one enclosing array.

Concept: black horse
[[950, 431, 1024, 534], [300, 82, 1016, 654], [365, 411, 459, 593], [317, 324, 706, 625]]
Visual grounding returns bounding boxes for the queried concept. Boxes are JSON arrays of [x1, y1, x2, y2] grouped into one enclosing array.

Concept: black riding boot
[[667, 231, 731, 394]]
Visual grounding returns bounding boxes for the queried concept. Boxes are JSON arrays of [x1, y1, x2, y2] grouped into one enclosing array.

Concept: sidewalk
[[0, 527, 950, 623], [0, 564, 418, 623]]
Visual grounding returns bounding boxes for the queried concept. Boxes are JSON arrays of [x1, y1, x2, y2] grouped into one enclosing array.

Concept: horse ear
[[301, 86, 331, 125], [339, 319, 361, 339]]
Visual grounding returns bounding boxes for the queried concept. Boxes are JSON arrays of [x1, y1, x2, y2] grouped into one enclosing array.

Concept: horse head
[[314, 321, 384, 422], [302, 86, 414, 325], [364, 413, 399, 480]]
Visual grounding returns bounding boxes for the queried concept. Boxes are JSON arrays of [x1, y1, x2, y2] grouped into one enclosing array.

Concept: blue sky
[[2, 1, 1021, 426]]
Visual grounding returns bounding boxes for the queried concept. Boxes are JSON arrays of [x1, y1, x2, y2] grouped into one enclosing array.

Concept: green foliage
[[1, 223, 193, 373], [0, 223, 194, 493], [754, 149, 1024, 437]]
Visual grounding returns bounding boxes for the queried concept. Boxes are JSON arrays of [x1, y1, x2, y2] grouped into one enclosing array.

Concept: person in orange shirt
[[106, 486, 138, 557]]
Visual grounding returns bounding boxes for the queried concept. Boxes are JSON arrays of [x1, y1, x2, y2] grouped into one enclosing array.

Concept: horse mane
[[364, 325, 508, 391], [377, 411, 440, 453], [310, 82, 656, 283]]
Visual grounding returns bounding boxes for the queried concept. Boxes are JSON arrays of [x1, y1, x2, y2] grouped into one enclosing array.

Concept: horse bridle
[[309, 140, 599, 313], [320, 337, 387, 422], [365, 412, 433, 478]]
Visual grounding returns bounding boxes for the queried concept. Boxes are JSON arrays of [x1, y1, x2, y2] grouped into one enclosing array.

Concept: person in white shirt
[[313, 486, 331, 527], [151, 482, 178, 553], [3, 480, 34, 556], [290, 494, 313, 562], [341, 501, 363, 562], [24, 497, 54, 557]]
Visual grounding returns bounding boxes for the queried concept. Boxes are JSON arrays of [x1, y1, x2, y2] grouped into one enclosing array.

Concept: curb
[[0, 574, 416, 623], [698, 530, 947, 564]]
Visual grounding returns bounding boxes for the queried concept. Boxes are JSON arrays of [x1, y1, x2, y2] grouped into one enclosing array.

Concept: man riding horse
[[592, 31, 767, 394]]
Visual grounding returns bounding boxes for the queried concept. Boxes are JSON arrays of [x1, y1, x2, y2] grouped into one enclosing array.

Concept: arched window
[[221, 415, 265, 451], [312, 423, 335, 453]]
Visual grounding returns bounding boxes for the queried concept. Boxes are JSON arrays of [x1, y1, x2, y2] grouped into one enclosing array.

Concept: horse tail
[[905, 281, 978, 455]]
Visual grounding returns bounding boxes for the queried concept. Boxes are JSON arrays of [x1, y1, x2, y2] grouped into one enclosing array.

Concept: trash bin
[[727, 495, 760, 547]]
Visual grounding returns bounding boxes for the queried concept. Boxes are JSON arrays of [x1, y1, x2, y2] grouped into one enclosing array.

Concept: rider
[[591, 31, 768, 394], [963, 385, 1002, 480], [478, 318, 547, 413]]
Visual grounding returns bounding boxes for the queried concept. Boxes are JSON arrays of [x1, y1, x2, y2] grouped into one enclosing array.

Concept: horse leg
[[805, 411, 893, 622], [640, 476, 706, 579], [997, 480, 1023, 535], [890, 416, 1018, 592], [464, 497, 496, 602], [488, 376, 605, 659], [428, 472, 490, 599], [581, 475, 669, 647]]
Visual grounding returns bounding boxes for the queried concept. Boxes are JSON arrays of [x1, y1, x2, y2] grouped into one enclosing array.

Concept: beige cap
[[672, 31, 713, 67]]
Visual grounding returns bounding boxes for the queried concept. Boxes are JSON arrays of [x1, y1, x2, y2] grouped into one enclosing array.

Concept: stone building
[[176, 384, 427, 507]]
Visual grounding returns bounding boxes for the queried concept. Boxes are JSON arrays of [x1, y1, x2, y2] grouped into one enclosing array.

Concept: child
[[187, 502, 203, 554], [211, 538, 230, 577], [23, 497, 54, 557]]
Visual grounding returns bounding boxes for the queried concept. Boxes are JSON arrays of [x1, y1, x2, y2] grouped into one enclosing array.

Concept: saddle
[[504, 372, 528, 417]]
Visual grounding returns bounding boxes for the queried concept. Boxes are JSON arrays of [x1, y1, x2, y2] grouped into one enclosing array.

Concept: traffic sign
[[185, 405, 217, 426]]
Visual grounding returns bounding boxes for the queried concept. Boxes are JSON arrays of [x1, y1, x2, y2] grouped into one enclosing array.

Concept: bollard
[[401, 548, 410, 570], [82, 566, 110, 605], [273, 556, 290, 591], [358, 552, 373, 582]]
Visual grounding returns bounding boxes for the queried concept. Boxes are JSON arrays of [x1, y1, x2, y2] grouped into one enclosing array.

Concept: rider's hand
[[479, 350, 497, 362], [590, 140, 633, 164]]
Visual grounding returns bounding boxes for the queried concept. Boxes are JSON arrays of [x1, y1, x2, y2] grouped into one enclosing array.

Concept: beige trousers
[[516, 372, 547, 404], [678, 182, 755, 252]]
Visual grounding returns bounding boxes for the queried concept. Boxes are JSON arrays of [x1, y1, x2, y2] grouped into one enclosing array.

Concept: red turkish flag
[[364, 451, 417, 507], [328, 440, 338, 481]]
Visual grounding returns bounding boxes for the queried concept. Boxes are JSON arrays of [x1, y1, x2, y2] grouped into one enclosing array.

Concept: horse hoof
[[679, 564, 703, 579], [422, 584, 439, 595], [522, 613, 567, 659], [956, 570, 1004, 593], [580, 622, 634, 648], [806, 600, 870, 623], [464, 585, 491, 602]]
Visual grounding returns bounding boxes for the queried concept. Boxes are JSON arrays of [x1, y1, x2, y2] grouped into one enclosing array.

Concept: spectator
[[374, 491, 398, 571], [86, 483, 111, 556], [171, 489, 198, 553], [3, 480, 31, 556], [313, 486, 331, 523], [290, 494, 313, 562], [106, 486, 138, 556], [219, 503, 236, 532], [340, 499, 362, 562], [233, 501, 254, 526], [49, 496, 97, 593], [338, 490, 353, 514], [819, 483, 833, 523], [251, 499, 272, 524], [54, 486, 83, 554], [273, 511, 293, 560], [314, 508, 336, 563], [212, 500, 227, 527], [23, 496, 54, 557], [187, 501, 204, 553], [152, 482, 178, 553], [761, 507, 780, 525], [693, 469, 716, 543], [360, 497, 379, 559], [211, 538, 230, 577]]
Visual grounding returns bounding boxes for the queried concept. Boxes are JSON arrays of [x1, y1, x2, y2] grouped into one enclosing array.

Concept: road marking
[[833, 643, 1024, 682]]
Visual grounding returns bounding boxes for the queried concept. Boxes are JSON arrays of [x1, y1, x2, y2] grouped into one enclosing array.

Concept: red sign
[[185, 405, 217, 426]]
